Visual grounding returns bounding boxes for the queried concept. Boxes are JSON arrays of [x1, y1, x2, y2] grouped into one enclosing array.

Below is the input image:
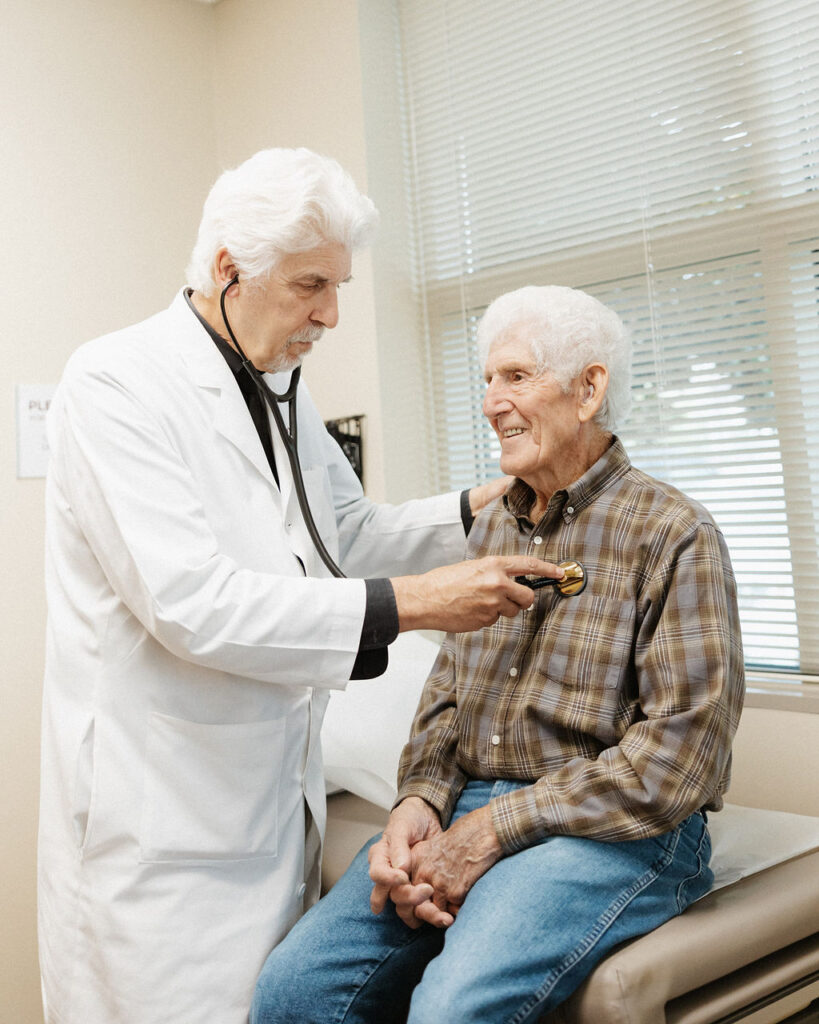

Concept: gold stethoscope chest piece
[[515, 559, 587, 597], [553, 559, 587, 596]]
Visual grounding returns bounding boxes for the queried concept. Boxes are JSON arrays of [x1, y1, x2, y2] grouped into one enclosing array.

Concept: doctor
[[38, 147, 560, 1024]]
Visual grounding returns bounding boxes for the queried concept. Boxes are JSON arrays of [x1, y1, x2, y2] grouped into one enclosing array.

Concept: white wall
[[0, 1, 379, 1019]]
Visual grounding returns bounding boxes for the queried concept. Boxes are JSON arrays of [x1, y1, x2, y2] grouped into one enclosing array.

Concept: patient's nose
[[482, 379, 512, 419]]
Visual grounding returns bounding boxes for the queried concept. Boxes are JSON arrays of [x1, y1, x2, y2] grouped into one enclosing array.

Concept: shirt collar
[[505, 436, 631, 525]]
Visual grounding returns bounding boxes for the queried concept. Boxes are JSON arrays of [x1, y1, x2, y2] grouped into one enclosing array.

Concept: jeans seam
[[506, 827, 682, 1024]]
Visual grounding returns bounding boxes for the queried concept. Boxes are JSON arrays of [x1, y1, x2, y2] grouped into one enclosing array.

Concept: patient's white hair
[[186, 148, 379, 296], [477, 285, 632, 431]]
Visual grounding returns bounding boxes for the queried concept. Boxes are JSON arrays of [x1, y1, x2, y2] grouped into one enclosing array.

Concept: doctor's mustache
[[286, 324, 325, 347]]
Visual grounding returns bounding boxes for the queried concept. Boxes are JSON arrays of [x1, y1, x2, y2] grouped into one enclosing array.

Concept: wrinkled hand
[[467, 476, 515, 516], [369, 798, 445, 929], [407, 804, 502, 927], [392, 556, 564, 634]]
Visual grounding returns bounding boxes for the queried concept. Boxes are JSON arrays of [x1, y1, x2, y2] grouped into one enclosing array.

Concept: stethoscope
[[515, 560, 587, 596], [218, 275, 587, 596], [220, 275, 347, 579]]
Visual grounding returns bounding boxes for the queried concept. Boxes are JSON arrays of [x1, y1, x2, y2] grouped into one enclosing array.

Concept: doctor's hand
[[467, 476, 515, 516], [391, 555, 564, 634], [369, 798, 448, 929]]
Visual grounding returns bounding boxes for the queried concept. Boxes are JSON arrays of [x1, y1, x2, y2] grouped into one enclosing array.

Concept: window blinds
[[395, 0, 819, 676]]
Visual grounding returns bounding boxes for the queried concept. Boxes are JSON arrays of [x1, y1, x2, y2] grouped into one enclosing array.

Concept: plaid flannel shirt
[[396, 438, 745, 853]]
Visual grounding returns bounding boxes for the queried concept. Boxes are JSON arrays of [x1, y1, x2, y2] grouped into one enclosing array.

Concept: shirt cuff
[[360, 578, 399, 649], [349, 578, 399, 680], [460, 489, 475, 535], [489, 784, 549, 854], [394, 779, 462, 828]]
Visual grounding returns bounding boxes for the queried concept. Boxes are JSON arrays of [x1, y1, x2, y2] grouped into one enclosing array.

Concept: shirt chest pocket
[[540, 594, 635, 691]]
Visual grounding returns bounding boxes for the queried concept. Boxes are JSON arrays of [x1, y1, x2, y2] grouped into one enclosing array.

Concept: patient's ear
[[577, 364, 608, 423]]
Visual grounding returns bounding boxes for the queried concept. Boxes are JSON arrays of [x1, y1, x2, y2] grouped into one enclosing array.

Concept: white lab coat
[[38, 291, 465, 1024]]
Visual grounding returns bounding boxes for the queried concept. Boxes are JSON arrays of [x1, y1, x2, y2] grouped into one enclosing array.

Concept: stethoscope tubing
[[219, 277, 347, 579]]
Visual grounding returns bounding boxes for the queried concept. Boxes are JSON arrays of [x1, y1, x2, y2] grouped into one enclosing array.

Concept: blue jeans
[[251, 780, 713, 1024]]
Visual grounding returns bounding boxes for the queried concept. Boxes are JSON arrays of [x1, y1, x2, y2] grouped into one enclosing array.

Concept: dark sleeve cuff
[[349, 578, 400, 680], [460, 489, 475, 535], [360, 578, 399, 649]]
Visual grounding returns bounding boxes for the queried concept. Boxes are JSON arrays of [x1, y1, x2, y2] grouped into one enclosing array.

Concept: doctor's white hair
[[476, 285, 632, 431], [186, 148, 379, 296]]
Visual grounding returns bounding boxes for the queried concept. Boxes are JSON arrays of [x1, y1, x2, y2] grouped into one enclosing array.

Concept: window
[[394, 0, 819, 676]]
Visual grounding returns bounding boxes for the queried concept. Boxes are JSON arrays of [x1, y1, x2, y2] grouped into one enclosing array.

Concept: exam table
[[320, 634, 819, 1024]]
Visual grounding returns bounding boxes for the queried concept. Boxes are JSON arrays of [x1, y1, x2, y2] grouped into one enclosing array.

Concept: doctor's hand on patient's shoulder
[[369, 797, 446, 929], [467, 475, 515, 516], [391, 556, 564, 634]]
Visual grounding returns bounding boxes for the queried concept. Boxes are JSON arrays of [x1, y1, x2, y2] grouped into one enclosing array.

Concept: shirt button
[[491, 734, 501, 746], [296, 882, 307, 899], [509, 666, 518, 677], [533, 536, 543, 545], [566, 506, 574, 515]]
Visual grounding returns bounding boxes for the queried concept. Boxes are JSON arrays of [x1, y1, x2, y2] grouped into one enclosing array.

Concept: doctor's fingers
[[393, 556, 560, 633], [496, 555, 565, 583], [452, 555, 564, 618]]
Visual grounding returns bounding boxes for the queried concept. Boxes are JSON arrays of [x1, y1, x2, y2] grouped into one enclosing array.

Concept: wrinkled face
[[228, 243, 352, 373], [481, 331, 583, 488]]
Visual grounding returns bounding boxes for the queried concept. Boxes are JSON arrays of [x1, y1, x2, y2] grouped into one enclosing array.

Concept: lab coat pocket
[[139, 713, 284, 863]]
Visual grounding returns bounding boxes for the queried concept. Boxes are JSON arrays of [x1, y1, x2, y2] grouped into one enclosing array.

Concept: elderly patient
[[251, 285, 745, 1024]]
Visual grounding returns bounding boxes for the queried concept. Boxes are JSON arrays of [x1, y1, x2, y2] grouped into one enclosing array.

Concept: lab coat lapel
[[167, 293, 321, 573], [168, 292, 279, 488], [212, 386, 277, 486]]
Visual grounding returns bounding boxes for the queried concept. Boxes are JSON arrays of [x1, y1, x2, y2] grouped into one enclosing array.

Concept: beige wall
[[210, 0, 390, 499], [0, 1, 382, 1019]]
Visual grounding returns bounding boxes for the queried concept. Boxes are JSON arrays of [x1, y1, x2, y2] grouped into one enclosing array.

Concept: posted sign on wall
[[16, 384, 55, 479]]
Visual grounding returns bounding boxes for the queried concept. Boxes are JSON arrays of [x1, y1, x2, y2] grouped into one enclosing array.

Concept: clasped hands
[[368, 796, 502, 929]]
